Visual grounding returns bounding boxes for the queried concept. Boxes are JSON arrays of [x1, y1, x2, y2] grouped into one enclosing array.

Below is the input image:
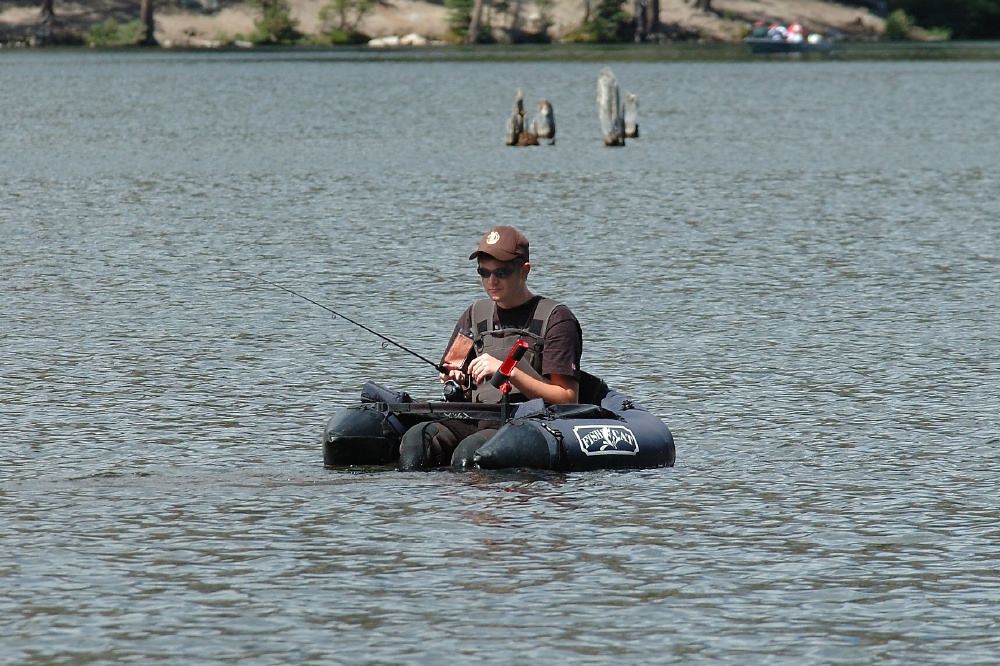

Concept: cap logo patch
[[486, 231, 501, 245]]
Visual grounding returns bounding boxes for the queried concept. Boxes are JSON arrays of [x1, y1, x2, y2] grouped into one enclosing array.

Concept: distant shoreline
[[3, 41, 999, 64], [1, 0, 888, 49]]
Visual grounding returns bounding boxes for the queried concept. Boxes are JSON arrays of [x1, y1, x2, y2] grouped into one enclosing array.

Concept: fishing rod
[[232, 268, 447, 374]]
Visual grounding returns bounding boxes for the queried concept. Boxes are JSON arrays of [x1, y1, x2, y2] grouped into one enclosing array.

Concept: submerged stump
[[505, 88, 543, 147]]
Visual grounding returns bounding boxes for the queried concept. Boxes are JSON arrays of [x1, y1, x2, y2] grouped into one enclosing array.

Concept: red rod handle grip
[[490, 340, 529, 389]]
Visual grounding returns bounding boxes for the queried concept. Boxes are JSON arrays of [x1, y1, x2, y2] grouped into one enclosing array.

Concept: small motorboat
[[745, 35, 834, 54], [745, 19, 833, 55]]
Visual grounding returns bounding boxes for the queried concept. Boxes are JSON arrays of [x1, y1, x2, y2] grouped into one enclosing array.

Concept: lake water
[[2, 47, 999, 664]]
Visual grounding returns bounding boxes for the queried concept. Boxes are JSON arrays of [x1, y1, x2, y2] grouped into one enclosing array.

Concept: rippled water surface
[[2, 50, 999, 664]]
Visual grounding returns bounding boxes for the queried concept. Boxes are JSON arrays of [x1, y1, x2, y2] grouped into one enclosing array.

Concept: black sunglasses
[[477, 263, 522, 280]]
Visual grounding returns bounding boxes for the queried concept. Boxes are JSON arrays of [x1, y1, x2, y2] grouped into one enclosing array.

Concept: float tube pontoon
[[323, 376, 675, 471]]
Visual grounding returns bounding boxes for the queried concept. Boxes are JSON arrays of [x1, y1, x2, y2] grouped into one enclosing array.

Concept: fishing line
[[231, 268, 446, 373]]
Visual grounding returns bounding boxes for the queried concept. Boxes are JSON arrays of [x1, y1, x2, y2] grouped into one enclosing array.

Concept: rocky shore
[[1, 0, 885, 48]]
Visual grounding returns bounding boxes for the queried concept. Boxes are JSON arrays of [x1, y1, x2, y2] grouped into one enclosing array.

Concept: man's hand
[[440, 366, 469, 386], [466, 353, 502, 386]]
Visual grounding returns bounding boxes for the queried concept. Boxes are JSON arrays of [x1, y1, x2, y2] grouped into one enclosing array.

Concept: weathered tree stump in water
[[504, 89, 525, 146], [624, 93, 639, 138], [515, 131, 540, 146], [504, 89, 540, 146], [597, 68, 625, 147], [530, 99, 556, 145]]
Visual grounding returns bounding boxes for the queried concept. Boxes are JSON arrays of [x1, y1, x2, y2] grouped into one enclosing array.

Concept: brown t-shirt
[[445, 296, 582, 380]]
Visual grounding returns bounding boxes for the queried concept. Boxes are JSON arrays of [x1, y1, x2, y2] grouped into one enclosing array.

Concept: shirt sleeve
[[540, 305, 582, 380]]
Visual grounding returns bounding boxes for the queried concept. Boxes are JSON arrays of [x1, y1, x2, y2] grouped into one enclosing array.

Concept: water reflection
[[2, 51, 999, 664]]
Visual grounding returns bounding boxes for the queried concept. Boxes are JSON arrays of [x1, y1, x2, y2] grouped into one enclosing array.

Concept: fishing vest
[[470, 297, 560, 403]]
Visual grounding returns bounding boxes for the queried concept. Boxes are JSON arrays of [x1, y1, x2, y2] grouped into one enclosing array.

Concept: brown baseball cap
[[469, 225, 529, 262]]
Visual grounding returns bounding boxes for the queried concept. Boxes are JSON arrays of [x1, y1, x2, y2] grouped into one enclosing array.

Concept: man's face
[[477, 257, 527, 307]]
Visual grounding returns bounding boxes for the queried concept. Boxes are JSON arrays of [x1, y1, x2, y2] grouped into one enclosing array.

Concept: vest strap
[[469, 297, 561, 403]]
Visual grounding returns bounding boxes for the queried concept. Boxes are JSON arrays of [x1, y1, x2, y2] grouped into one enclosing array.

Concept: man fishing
[[398, 225, 583, 470]]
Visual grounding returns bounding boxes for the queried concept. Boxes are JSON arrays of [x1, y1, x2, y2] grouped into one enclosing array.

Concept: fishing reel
[[442, 376, 474, 402]]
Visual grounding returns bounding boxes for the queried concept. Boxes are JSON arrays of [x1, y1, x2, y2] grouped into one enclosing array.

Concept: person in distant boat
[[767, 23, 788, 41], [749, 20, 769, 39], [786, 20, 805, 43], [397, 225, 583, 470]]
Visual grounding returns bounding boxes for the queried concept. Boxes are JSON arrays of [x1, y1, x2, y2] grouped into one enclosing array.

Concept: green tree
[[319, 0, 375, 32], [579, 0, 633, 42], [888, 0, 1000, 39], [884, 8, 914, 39], [86, 18, 146, 47], [445, 0, 474, 38], [247, 0, 302, 44], [319, 0, 375, 43]]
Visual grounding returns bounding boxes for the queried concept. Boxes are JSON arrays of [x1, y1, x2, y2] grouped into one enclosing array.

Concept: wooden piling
[[505, 89, 540, 146], [504, 89, 525, 146], [530, 99, 556, 145], [624, 93, 639, 138], [597, 68, 625, 147]]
